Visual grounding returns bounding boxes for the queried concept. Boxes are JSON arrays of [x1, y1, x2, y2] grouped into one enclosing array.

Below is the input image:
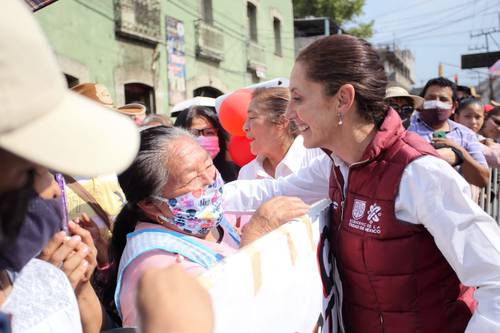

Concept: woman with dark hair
[[223, 35, 500, 332], [174, 106, 239, 182], [455, 98, 500, 168], [105, 126, 308, 328], [481, 106, 500, 142]]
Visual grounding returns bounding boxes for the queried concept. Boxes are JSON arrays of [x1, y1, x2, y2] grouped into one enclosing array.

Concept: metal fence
[[478, 168, 500, 224]]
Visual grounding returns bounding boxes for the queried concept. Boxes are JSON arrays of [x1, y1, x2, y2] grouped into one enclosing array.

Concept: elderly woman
[[223, 35, 500, 332], [240, 87, 327, 180], [107, 126, 308, 327]]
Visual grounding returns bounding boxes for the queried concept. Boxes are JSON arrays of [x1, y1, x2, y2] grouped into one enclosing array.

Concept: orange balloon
[[228, 135, 255, 167], [219, 89, 252, 137]]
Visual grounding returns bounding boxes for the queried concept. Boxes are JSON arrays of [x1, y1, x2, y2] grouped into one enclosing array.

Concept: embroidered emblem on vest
[[367, 203, 382, 223], [352, 199, 366, 220]]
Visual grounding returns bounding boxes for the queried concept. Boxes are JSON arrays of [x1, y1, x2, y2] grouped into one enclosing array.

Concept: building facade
[[34, 0, 295, 115], [377, 44, 416, 91]]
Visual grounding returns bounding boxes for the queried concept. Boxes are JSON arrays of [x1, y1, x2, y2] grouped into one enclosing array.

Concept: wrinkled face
[[286, 62, 337, 149], [157, 137, 216, 220], [482, 114, 500, 139], [455, 103, 484, 133], [243, 100, 285, 156]]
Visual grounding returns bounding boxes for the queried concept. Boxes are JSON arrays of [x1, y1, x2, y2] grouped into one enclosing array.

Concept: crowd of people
[[1, 0, 500, 333]]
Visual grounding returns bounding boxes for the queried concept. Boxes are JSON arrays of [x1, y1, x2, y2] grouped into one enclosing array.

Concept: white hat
[[171, 97, 216, 117], [384, 86, 424, 109], [214, 77, 289, 114], [0, 0, 139, 177]]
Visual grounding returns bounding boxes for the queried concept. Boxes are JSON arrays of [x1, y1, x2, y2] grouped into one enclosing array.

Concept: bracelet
[[450, 147, 465, 166]]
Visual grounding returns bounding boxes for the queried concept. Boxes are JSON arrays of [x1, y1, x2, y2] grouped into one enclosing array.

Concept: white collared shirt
[[222, 154, 500, 332], [238, 136, 328, 180]]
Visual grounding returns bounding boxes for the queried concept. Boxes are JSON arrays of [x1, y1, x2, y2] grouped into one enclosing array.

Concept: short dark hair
[[420, 77, 458, 103]]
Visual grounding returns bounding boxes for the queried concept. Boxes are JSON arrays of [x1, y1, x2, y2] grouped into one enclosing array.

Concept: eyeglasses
[[390, 104, 414, 114], [491, 118, 500, 126], [189, 127, 218, 137]]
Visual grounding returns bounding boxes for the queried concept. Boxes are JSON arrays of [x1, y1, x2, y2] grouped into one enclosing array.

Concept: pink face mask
[[196, 135, 220, 159]]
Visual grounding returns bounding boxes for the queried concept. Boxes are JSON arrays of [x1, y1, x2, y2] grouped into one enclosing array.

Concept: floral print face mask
[[152, 173, 224, 237]]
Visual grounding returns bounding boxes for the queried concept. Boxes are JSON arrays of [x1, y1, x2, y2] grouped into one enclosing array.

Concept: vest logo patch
[[352, 199, 366, 220], [367, 204, 382, 223], [348, 201, 382, 234]]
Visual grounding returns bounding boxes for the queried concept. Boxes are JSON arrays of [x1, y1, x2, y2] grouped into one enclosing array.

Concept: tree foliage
[[292, 0, 373, 39]]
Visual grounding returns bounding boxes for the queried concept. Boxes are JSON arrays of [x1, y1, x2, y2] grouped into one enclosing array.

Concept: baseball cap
[[0, 0, 139, 177]]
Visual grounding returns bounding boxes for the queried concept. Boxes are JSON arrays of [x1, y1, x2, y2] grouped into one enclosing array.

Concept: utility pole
[[470, 28, 500, 100]]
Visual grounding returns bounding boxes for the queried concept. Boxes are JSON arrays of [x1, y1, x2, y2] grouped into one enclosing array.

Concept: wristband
[[450, 147, 464, 166]]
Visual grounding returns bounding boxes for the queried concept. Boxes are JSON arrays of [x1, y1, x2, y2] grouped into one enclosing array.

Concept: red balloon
[[228, 135, 255, 167], [219, 89, 252, 137]]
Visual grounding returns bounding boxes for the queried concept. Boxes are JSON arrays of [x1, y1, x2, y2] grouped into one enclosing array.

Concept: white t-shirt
[[2, 259, 82, 333]]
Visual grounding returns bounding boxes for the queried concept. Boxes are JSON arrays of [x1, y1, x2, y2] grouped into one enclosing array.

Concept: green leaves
[[292, 0, 373, 38]]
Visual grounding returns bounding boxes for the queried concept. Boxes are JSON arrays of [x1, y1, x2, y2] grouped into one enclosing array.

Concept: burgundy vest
[[329, 109, 473, 333]]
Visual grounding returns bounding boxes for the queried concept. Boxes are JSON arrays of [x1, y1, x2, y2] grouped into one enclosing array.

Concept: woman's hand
[[240, 196, 309, 247], [73, 213, 110, 267], [39, 221, 97, 289]]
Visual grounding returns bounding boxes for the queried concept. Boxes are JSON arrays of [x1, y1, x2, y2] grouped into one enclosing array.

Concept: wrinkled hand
[[137, 265, 213, 333], [241, 196, 309, 246], [74, 213, 110, 266], [39, 221, 97, 290]]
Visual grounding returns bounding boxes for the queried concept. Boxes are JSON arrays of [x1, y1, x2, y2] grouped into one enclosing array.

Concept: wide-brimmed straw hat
[[0, 0, 139, 177], [385, 86, 424, 108]]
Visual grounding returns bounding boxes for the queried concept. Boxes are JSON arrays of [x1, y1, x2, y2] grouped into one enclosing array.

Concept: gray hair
[[118, 126, 195, 203]]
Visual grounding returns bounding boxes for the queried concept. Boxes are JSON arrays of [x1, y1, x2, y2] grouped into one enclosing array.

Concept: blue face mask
[[0, 190, 63, 272], [152, 173, 224, 237]]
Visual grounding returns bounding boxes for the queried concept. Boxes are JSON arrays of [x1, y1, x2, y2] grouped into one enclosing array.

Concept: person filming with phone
[[408, 77, 489, 187]]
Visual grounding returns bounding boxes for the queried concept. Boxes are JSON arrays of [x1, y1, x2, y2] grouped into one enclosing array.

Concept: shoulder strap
[[63, 175, 111, 229]]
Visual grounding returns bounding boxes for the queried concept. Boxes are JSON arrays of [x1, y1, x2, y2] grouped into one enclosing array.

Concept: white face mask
[[423, 100, 452, 110]]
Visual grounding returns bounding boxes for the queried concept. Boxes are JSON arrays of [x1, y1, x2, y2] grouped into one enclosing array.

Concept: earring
[[337, 112, 344, 126]]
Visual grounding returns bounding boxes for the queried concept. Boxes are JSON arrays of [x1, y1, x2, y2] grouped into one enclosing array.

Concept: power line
[[374, 1, 499, 44], [373, 0, 483, 30]]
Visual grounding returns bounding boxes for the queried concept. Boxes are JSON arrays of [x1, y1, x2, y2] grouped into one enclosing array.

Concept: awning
[[24, 0, 58, 12]]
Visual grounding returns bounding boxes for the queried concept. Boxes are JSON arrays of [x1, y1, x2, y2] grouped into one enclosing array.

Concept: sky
[[354, 0, 500, 88]]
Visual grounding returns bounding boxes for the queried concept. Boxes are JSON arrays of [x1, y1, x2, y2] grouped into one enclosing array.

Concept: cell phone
[[432, 130, 446, 139]]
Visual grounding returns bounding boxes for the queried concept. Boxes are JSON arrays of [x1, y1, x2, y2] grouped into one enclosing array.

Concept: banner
[[199, 199, 339, 333], [165, 16, 187, 106]]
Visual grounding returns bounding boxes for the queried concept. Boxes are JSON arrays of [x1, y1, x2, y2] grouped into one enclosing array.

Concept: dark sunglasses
[[390, 104, 414, 114], [491, 118, 500, 126]]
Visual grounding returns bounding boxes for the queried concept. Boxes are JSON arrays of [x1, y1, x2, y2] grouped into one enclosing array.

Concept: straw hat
[[385, 86, 424, 108]]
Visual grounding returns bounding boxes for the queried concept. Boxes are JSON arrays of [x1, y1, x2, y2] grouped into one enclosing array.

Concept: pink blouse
[[120, 222, 238, 327]]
